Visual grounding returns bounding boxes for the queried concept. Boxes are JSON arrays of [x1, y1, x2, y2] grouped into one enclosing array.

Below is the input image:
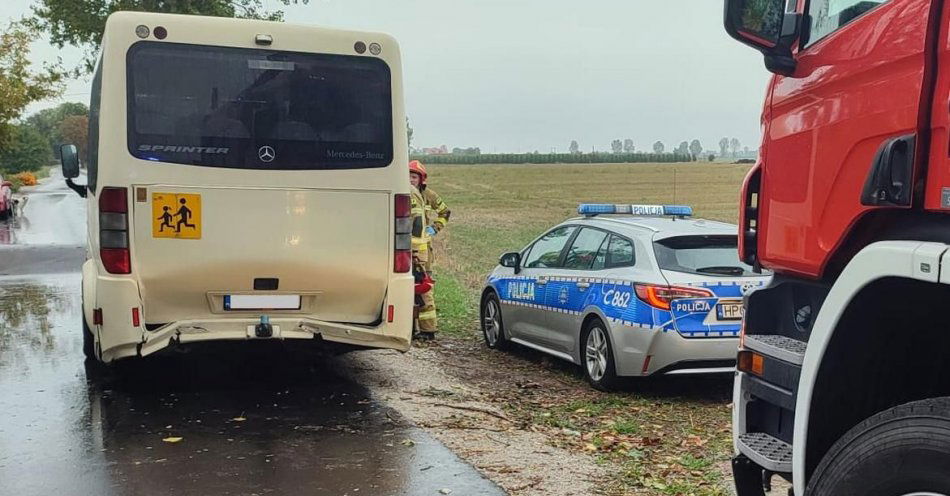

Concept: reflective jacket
[[420, 186, 451, 232], [410, 186, 429, 256]]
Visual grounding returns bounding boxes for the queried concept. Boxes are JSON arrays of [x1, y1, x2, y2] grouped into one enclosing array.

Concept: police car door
[[504, 226, 576, 344], [543, 227, 610, 354]]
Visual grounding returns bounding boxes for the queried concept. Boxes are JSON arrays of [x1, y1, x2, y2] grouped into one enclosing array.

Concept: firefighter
[[408, 160, 451, 273], [410, 184, 437, 340]]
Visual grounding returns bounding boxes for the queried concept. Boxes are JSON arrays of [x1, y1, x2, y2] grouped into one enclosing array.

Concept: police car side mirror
[[500, 252, 521, 271]]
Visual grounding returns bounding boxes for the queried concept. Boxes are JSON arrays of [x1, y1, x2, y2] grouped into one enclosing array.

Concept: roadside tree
[[676, 141, 689, 156], [60, 115, 89, 163], [689, 139, 703, 160], [623, 139, 634, 153], [24, 102, 87, 159], [30, 0, 308, 74], [0, 125, 50, 173], [0, 21, 64, 149]]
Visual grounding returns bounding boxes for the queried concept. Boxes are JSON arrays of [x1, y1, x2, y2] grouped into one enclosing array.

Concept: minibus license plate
[[716, 302, 743, 320], [224, 295, 301, 311]]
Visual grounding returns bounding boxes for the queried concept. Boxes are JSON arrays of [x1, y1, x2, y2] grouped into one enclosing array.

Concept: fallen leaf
[[162, 437, 183, 443], [439, 489, 452, 495], [400, 439, 415, 447], [683, 435, 707, 447]]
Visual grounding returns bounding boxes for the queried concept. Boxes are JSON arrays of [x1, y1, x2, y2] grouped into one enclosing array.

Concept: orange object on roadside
[[13, 172, 37, 186]]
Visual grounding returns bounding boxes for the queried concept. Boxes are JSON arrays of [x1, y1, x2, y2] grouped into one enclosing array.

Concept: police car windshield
[[127, 42, 393, 170], [653, 235, 758, 277]]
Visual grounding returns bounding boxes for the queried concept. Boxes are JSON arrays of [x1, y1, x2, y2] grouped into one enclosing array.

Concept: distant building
[[422, 145, 448, 155]]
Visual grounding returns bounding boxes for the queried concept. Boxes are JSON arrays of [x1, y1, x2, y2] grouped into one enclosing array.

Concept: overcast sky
[[2, 0, 770, 153]]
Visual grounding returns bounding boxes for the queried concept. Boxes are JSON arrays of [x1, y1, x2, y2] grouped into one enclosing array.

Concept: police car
[[480, 204, 771, 390]]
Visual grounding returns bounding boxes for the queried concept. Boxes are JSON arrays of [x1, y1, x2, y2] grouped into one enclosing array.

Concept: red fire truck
[[724, 0, 950, 494]]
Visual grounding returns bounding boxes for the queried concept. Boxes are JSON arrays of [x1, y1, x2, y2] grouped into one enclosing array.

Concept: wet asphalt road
[[0, 174, 503, 495]]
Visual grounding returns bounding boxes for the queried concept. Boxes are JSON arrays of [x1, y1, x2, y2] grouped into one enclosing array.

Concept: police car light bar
[[578, 204, 693, 217]]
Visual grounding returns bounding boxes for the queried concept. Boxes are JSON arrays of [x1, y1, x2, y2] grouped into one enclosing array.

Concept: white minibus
[[60, 12, 413, 363]]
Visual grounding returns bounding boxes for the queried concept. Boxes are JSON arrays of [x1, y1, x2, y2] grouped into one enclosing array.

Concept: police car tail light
[[99, 187, 131, 275], [634, 284, 714, 310], [394, 194, 411, 273]]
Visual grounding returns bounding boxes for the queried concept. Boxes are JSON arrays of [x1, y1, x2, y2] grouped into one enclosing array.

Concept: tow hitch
[[255, 315, 273, 338]]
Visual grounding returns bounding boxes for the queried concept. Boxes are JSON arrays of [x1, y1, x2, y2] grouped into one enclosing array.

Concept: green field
[[426, 162, 752, 495], [429, 161, 750, 335]]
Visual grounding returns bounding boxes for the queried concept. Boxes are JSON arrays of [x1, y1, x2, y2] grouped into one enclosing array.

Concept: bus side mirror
[[723, 0, 802, 76], [500, 252, 521, 272], [60, 144, 87, 198], [60, 144, 80, 179]]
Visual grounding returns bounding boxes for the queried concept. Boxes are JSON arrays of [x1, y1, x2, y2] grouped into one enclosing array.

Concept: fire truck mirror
[[724, 0, 785, 48]]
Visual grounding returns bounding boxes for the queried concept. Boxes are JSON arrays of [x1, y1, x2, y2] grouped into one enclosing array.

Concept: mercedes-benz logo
[[258, 146, 275, 162]]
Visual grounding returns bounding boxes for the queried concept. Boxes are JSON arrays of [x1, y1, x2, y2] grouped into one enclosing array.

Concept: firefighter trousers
[[417, 246, 437, 333], [417, 290, 438, 332]]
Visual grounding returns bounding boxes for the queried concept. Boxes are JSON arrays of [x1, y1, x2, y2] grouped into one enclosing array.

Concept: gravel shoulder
[[342, 340, 610, 496]]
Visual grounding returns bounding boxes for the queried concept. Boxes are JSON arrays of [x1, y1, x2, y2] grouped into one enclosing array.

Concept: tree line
[[1, 102, 88, 176], [411, 151, 697, 165]]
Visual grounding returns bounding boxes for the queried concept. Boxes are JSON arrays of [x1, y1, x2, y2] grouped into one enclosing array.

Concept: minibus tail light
[[100, 187, 131, 274], [99, 187, 128, 213], [101, 248, 131, 274], [394, 194, 411, 273]]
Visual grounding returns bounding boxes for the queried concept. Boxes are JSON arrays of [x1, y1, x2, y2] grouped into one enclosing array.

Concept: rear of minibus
[[83, 12, 413, 362]]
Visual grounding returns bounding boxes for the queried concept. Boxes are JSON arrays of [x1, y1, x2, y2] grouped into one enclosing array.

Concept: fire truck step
[[744, 334, 806, 365], [737, 432, 793, 473]]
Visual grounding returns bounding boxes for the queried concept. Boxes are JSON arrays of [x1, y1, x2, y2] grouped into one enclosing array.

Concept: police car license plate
[[716, 301, 743, 320]]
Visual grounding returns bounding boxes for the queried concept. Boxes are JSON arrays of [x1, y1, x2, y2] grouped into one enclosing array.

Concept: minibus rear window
[[127, 42, 393, 170]]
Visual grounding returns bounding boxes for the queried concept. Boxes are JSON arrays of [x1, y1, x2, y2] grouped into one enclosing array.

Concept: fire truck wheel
[[806, 397, 950, 496]]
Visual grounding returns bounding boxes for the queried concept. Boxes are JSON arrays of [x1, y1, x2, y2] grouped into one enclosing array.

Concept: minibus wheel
[[82, 311, 95, 361]]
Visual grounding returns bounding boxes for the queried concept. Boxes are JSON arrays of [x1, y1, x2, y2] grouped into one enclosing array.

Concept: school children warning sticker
[[152, 192, 201, 239]]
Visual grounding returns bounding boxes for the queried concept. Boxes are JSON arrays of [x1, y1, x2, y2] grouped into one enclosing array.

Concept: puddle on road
[[0, 275, 502, 496], [5, 191, 86, 246], [0, 278, 74, 363]]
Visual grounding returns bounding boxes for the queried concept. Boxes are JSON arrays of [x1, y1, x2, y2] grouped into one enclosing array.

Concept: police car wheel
[[581, 320, 618, 391], [481, 292, 509, 350], [806, 397, 950, 496]]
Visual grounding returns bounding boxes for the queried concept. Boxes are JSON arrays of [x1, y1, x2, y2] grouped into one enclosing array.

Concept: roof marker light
[[578, 204, 693, 217]]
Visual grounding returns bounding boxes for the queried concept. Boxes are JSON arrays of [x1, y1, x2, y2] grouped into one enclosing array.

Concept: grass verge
[[424, 162, 752, 495]]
